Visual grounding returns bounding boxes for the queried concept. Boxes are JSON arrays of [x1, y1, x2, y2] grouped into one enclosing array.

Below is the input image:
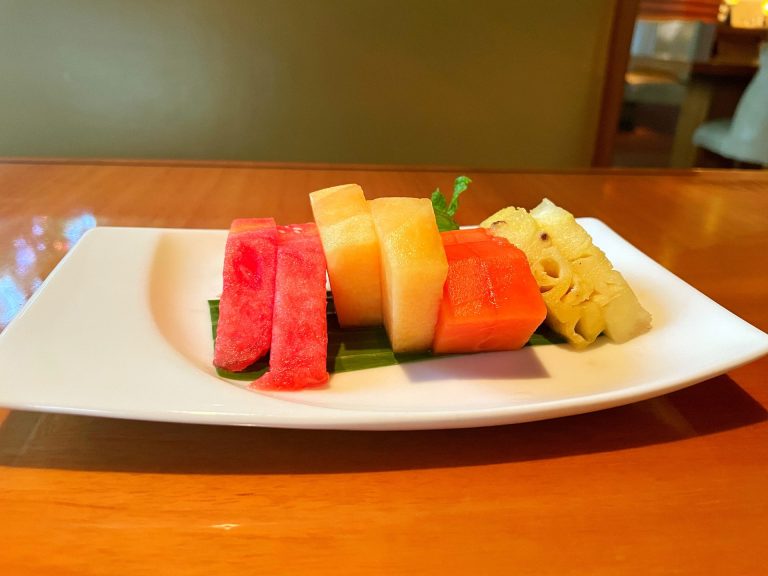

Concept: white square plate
[[0, 221, 766, 430]]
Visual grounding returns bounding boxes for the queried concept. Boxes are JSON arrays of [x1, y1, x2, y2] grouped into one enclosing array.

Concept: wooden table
[[1, 160, 767, 575]]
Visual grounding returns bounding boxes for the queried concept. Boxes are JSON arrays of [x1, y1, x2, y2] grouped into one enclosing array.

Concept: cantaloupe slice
[[368, 197, 448, 353], [310, 184, 383, 327]]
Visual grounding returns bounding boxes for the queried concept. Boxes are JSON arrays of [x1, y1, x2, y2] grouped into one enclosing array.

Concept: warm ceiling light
[[762, 0, 768, 15]]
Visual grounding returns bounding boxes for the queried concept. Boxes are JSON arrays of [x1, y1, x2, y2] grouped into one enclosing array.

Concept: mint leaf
[[432, 210, 460, 232], [431, 176, 472, 232], [430, 188, 449, 212], [448, 176, 471, 215]]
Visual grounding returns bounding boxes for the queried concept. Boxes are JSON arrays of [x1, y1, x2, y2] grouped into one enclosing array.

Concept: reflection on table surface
[[0, 213, 96, 329]]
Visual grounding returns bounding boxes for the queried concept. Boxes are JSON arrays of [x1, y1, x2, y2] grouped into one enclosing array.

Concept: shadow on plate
[[0, 375, 764, 475], [400, 347, 550, 382]]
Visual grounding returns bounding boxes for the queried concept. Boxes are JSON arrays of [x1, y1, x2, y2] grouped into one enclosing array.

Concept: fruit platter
[[0, 178, 766, 430], [212, 178, 652, 391]]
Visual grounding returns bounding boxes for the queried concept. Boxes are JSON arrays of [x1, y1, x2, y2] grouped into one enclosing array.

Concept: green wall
[[0, 0, 615, 168]]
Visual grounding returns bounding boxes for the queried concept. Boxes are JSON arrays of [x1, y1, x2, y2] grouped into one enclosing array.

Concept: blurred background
[[0, 0, 766, 169]]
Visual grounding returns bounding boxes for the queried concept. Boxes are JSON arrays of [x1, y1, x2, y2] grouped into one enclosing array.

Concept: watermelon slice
[[214, 218, 277, 371], [433, 229, 547, 354], [254, 223, 329, 390]]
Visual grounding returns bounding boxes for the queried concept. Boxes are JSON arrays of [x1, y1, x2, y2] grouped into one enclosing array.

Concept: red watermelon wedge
[[214, 218, 277, 371], [254, 223, 329, 390]]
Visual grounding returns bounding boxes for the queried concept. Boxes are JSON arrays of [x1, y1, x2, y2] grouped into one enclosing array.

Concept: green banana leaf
[[208, 296, 563, 381]]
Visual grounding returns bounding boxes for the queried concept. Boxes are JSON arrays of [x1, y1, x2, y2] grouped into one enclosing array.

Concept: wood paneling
[[593, 0, 640, 166], [639, 0, 721, 22]]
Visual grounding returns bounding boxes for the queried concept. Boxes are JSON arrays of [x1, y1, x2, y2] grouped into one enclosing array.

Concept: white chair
[[693, 43, 768, 166]]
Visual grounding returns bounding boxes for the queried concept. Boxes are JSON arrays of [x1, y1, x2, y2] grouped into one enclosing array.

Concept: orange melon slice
[[433, 229, 546, 354], [309, 184, 382, 326]]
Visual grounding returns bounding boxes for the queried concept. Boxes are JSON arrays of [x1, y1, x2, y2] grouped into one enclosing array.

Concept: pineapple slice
[[482, 208, 604, 347], [369, 197, 448, 353], [530, 199, 651, 343], [481, 200, 651, 346]]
